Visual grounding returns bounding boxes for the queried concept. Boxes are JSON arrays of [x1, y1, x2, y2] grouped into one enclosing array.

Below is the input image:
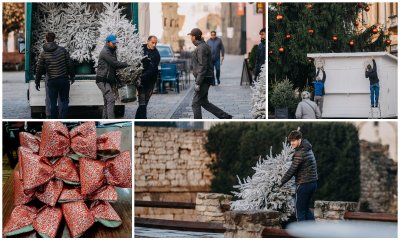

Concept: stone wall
[[314, 201, 358, 221], [359, 140, 397, 213], [135, 127, 214, 220], [196, 193, 232, 223]]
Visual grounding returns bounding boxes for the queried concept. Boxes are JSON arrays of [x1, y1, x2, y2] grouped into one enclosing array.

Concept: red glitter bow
[[62, 201, 95, 238], [90, 201, 122, 227], [39, 122, 70, 158], [80, 151, 132, 195], [3, 205, 37, 236], [97, 131, 122, 158], [13, 170, 35, 206], [32, 206, 62, 238], [19, 132, 40, 153], [19, 150, 80, 206], [58, 188, 85, 203], [70, 122, 97, 159]]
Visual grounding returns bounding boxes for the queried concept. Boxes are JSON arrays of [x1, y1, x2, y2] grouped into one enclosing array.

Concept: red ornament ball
[[372, 28, 379, 34], [278, 47, 285, 53], [385, 39, 392, 45], [357, 2, 364, 8], [348, 40, 355, 46], [354, 21, 360, 27], [285, 33, 292, 40], [332, 35, 339, 42], [276, 14, 284, 21], [268, 50, 273, 55], [365, 6, 370, 12], [308, 29, 315, 35]]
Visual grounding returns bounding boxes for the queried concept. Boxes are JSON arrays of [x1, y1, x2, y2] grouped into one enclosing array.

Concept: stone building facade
[[359, 140, 397, 213], [135, 127, 214, 220]]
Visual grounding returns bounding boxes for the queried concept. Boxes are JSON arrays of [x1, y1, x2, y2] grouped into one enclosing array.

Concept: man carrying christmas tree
[[254, 28, 266, 84], [135, 36, 160, 119], [365, 59, 380, 108], [188, 28, 232, 119], [280, 130, 318, 221], [96, 34, 129, 119], [35, 32, 75, 119]]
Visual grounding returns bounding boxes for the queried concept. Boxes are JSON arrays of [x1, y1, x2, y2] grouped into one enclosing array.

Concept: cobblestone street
[[3, 55, 253, 119]]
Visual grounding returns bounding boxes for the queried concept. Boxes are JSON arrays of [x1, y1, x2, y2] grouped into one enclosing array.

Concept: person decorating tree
[[313, 67, 326, 114], [365, 59, 380, 108]]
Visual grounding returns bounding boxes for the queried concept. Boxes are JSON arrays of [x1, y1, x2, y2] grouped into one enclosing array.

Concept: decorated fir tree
[[92, 2, 143, 85], [64, 3, 98, 63], [251, 64, 266, 119], [231, 141, 296, 221], [268, 3, 391, 89]]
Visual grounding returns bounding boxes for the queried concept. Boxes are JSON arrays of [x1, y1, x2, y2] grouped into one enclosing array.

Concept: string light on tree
[[285, 33, 292, 40], [308, 29, 315, 35], [268, 50, 273, 55]]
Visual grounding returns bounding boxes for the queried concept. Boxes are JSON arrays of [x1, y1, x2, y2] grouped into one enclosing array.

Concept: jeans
[[296, 181, 317, 221], [192, 78, 231, 119], [370, 83, 379, 107], [314, 96, 324, 114], [97, 82, 115, 119], [135, 79, 156, 119], [47, 77, 70, 119], [212, 58, 221, 84]]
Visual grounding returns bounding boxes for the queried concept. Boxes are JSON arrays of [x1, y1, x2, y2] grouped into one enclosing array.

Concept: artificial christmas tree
[[231, 141, 296, 221], [251, 64, 266, 119], [64, 3, 98, 64], [92, 2, 143, 86]]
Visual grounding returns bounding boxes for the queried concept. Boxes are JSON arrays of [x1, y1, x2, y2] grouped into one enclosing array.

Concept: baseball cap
[[105, 34, 119, 44], [187, 28, 202, 38]]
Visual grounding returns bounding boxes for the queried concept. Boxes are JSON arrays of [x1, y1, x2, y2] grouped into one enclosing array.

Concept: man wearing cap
[[96, 34, 129, 119], [35, 32, 75, 119], [188, 28, 232, 119]]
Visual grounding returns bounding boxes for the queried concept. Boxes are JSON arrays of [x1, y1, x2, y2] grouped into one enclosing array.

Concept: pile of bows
[[3, 122, 132, 238]]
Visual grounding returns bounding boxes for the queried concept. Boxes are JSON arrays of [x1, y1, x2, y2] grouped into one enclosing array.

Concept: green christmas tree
[[268, 3, 391, 89]]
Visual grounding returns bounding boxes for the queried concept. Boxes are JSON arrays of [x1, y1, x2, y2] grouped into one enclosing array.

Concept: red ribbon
[[80, 151, 132, 195], [62, 201, 95, 238], [97, 131, 122, 158], [39, 122, 70, 158], [3, 205, 37, 236], [19, 132, 40, 154], [32, 206, 62, 238], [70, 122, 97, 159]]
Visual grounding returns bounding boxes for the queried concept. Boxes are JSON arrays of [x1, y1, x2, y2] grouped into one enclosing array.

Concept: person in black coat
[[280, 130, 318, 221], [254, 28, 266, 83], [365, 59, 380, 108], [135, 36, 161, 119]]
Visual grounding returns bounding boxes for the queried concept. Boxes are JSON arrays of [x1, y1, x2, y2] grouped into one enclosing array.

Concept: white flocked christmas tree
[[32, 3, 68, 63], [251, 64, 266, 119], [93, 2, 143, 85], [64, 3, 98, 63], [231, 141, 296, 221]]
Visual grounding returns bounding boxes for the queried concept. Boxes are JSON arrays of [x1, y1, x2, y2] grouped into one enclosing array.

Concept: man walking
[[254, 28, 266, 83], [96, 34, 129, 119], [365, 59, 380, 108], [188, 28, 232, 119], [280, 130, 318, 221], [206, 30, 225, 85], [313, 67, 326, 114], [35, 32, 74, 119], [135, 35, 160, 119]]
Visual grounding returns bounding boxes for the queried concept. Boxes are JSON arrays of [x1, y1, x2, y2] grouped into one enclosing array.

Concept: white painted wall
[[307, 52, 398, 118]]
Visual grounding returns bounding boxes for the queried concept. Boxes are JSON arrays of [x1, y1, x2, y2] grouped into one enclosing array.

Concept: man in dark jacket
[[313, 67, 326, 114], [254, 28, 266, 83], [365, 59, 380, 108], [35, 32, 74, 119], [96, 34, 129, 119], [135, 35, 160, 119], [188, 28, 232, 119], [280, 130, 318, 221], [206, 31, 225, 85]]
